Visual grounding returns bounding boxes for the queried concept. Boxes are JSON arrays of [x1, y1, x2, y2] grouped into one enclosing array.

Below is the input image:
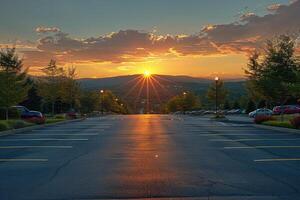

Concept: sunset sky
[[0, 0, 299, 79]]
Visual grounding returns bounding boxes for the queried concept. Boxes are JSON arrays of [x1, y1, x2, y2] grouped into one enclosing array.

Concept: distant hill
[[78, 74, 212, 90], [78, 74, 246, 113]]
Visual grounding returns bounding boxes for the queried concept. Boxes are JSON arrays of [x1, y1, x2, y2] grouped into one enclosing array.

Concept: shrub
[[54, 114, 65, 119], [0, 122, 9, 131], [290, 116, 300, 129], [11, 120, 28, 129], [254, 115, 274, 124], [263, 121, 294, 129]]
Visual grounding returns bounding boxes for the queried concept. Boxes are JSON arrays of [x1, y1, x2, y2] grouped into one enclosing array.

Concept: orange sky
[[2, 0, 299, 79], [70, 53, 247, 79]]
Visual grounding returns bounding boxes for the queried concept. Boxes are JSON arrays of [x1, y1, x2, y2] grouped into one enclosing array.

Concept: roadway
[[0, 115, 300, 199]]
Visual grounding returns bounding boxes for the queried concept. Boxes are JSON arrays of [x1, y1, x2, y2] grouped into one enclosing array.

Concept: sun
[[143, 70, 151, 78]]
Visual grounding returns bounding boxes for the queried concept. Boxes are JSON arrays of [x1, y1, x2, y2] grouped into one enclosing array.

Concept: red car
[[273, 105, 300, 115]]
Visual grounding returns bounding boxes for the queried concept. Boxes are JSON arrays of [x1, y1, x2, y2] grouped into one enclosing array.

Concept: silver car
[[249, 108, 273, 118]]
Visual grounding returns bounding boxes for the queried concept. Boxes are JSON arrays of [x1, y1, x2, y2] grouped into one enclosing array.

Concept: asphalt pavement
[[0, 115, 300, 200]]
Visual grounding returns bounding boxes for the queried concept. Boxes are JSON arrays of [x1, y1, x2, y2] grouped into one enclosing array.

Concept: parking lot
[[0, 115, 300, 199]]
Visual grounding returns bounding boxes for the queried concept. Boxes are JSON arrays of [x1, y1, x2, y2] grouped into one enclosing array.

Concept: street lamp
[[215, 77, 219, 116], [100, 90, 104, 115]]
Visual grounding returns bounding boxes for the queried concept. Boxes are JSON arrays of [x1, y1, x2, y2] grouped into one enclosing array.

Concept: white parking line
[[0, 146, 72, 149], [224, 146, 300, 149], [211, 138, 300, 142], [254, 158, 300, 162], [199, 133, 289, 136], [0, 158, 48, 162], [15, 133, 99, 136], [0, 138, 88, 141], [32, 129, 104, 132]]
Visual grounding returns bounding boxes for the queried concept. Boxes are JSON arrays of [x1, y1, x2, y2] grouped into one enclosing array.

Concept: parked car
[[12, 106, 45, 123], [66, 109, 80, 119], [273, 105, 300, 115], [248, 108, 273, 118]]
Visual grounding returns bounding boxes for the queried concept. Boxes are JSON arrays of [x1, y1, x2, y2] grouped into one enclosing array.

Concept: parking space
[[184, 117, 300, 165], [0, 117, 114, 163], [1, 114, 300, 199]]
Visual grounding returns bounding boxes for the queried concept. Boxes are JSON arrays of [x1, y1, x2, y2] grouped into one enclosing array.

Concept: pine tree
[[37, 60, 64, 115], [0, 48, 30, 120]]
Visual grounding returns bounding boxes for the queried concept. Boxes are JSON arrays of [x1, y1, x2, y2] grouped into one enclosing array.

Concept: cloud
[[202, 0, 300, 52], [35, 26, 61, 33], [267, 4, 283, 12], [22, 0, 300, 68]]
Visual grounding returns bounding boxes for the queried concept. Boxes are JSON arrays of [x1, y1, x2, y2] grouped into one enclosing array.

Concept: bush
[[54, 114, 65, 119], [0, 122, 9, 131], [10, 120, 29, 129], [254, 115, 274, 124], [262, 121, 294, 129], [290, 116, 300, 129], [46, 118, 65, 124]]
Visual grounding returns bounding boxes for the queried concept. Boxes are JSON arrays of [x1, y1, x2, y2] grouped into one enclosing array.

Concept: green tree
[[246, 99, 256, 114], [61, 66, 81, 110], [166, 92, 200, 113], [223, 99, 231, 110], [80, 91, 100, 114], [37, 60, 64, 115], [233, 100, 241, 109], [0, 48, 30, 120], [100, 90, 128, 114], [206, 80, 228, 109], [245, 35, 300, 107]]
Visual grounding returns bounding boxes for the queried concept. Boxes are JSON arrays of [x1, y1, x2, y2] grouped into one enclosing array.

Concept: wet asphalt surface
[[0, 115, 300, 200]]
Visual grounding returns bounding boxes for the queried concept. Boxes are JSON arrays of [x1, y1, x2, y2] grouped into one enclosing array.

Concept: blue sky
[[0, 0, 289, 42]]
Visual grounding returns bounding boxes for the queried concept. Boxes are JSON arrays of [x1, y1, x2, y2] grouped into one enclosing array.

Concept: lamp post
[[100, 89, 104, 115], [215, 77, 219, 116]]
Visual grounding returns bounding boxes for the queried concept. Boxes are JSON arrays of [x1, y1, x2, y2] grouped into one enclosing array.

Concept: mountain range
[[78, 74, 246, 113]]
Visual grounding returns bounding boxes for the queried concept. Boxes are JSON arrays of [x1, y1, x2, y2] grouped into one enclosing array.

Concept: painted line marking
[[0, 159, 48, 162], [32, 129, 104, 132], [224, 146, 300, 149], [254, 158, 300, 162], [15, 133, 99, 136], [0, 138, 88, 141], [0, 146, 72, 149], [199, 133, 289, 136], [211, 138, 300, 142]]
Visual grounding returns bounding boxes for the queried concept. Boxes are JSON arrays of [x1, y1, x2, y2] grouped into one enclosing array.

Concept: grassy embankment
[[0, 114, 67, 132], [261, 114, 299, 129]]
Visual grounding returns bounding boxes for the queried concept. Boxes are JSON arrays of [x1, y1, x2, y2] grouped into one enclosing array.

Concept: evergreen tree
[[37, 60, 64, 115], [61, 66, 81, 110], [0, 48, 30, 120], [206, 80, 228, 109], [245, 35, 300, 106], [246, 99, 256, 114], [233, 100, 241, 109], [223, 100, 231, 110]]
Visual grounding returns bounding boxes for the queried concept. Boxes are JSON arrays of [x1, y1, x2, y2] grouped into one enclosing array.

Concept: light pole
[[100, 89, 104, 115], [215, 77, 219, 116], [183, 92, 187, 114]]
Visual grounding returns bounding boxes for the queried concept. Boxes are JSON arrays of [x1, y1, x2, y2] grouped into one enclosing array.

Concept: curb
[[253, 124, 300, 134], [0, 118, 86, 137]]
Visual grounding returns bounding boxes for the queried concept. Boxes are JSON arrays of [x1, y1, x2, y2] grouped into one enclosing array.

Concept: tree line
[[165, 35, 300, 113], [0, 48, 128, 120]]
